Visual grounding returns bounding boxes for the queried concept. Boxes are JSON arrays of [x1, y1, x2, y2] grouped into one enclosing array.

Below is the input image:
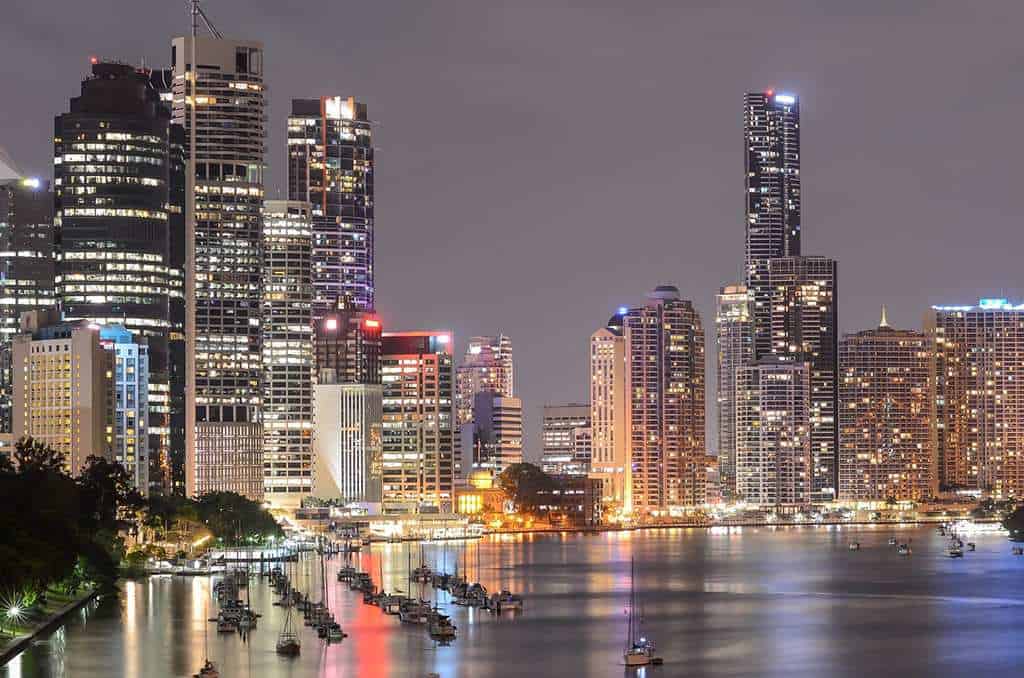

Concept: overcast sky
[[4, 1, 1024, 459]]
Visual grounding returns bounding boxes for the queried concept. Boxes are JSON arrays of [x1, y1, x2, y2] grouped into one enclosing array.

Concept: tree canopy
[[498, 463, 559, 513]]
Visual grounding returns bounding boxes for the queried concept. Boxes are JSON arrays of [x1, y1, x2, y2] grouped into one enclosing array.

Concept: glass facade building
[[287, 97, 374, 316], [54, 61, 183, 493], [744, 91, 801, 360]]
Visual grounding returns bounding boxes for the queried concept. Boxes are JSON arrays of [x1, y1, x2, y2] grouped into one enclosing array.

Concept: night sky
[[4, 1, 1023, 459]]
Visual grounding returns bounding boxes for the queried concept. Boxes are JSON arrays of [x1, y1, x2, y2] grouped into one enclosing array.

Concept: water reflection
[[4, 526, 1024, 677]]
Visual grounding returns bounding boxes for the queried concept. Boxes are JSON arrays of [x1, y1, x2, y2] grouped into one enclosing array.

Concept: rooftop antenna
[[879, 305, 889, 328]]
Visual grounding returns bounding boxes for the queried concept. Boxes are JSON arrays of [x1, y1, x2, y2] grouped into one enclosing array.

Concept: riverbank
[[0, 587, 99, 667], [485, 516, 1003, 537]]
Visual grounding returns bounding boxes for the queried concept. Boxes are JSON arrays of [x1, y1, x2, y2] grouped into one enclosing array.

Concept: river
[[3, 525, 1023, 677]]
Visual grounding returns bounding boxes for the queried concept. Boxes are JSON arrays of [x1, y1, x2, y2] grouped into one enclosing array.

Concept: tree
[[194, 492, 282, 544], [1003, 506, 1024, 541], [77, 455, 144, 533], [498, 463, 558, 514], [13, 437, 66, 475]]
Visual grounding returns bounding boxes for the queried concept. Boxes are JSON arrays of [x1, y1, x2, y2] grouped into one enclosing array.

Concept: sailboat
[[623, 557, 656, 667], [195, 589, 219, 678], [276, 549, 301, 656]]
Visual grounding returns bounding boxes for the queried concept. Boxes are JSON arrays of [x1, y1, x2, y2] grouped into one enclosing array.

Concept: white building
[[588, 312, 630, 510], [312, 377, 383, 504]]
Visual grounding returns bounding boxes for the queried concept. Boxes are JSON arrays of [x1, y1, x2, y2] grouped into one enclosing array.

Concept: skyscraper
[[287, 97, 374, 315], [735, 356, 811, 507], [839, 310, 934, 502], [54, 61, 183, 493], [541, 403, 591, 475], [0, 176, 54, 343], [589, 311, 630, 510], [624, 286, 706, 513], [169, 34, 266, 500], [715, 284, 752, 500], [768, 256, 838, 502], [471, 391, 524, 474], [928, 299, 1024, 497], [455, 335, 514, 425], [381, 331, 455, 511], [0, 174, 54, 434], [261, 200, 314, 507], [744, 91, 801, 360]]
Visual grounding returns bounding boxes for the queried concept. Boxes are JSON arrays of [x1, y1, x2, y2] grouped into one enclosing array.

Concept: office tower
[[313, 310, 381, 385], [589, 311, 630, 510], [53, 61, 183, 492], [169, 33, 266, 500], [261, 201, 314, 507], [541, 403, 591, 475], [471, 391, 524, 474], [99, 325, 150, 493], [455, 335, 514, 425], [839, 309, 934, 502], [0, 174, 55, 433], [624, 286, 706, 512], [0, 176, 54, 343], [287, 96, 373, 315], [12, 310, 111, 475], [715, 284, 752, 500], [381, 331, 455, 511], [736, 356, 811, 507], [768, 256, 838, 501], [928, 299, 1024, 497], [744, 91, 801, 360], [312, 375, 383, 503]]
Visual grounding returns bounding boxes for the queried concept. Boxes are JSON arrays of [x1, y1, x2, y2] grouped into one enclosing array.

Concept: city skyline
[[4, 4, 1024, 459]]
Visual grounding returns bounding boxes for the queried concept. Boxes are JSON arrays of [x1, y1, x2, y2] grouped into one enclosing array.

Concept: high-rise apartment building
[[12, 310, 112, 475], [261, 201, 314, 507], [715, 284, 752, 500], [287, 97, 374, 315], [455, 335, 514, 425], [471, 391, 524, 474], [0, 174, 55, 433], [589, 311, 630, 509], [169, 34, 266, 500], [735, 356, 811, 507], [381, 331, 455, 511], [54, 61, 184, 493], [744, 91, 801, 360], [839, 310, 934, 502], [99, 325, 149, 493], [624, 286, 706, 512], [928, 299, 1024, 497], [768, 256, 838, 502], [541, 403, 590, 475]]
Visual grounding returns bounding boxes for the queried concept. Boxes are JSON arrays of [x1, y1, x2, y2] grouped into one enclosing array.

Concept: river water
[[3, 525, 1023, 678]]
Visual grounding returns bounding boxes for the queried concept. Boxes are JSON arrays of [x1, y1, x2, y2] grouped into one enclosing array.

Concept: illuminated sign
[[325, 318, 338, 331], [364, 319, 380, 329], [774, 94, 796, 105]]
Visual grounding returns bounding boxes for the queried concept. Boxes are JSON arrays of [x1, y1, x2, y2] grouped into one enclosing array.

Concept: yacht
[[428, 611, 457, 640], [897, 544, 912, 556], [948, 547, 964, 558], [194, 660, 219, 678], [848, 542, 860, 551], [623, 557, 656, 667]]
